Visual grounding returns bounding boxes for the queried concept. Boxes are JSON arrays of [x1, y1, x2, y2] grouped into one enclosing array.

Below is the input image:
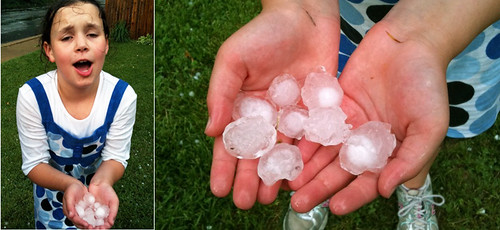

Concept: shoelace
[[397, 194, 445, 230]]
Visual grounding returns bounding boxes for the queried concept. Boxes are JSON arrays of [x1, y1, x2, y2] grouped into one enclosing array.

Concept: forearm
[[382, 0, 500, 62], [90, 160, 125, 187], [27, 163, 84, 191]]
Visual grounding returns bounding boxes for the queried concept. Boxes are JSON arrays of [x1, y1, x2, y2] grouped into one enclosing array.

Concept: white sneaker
[[397, 175, 445, 230]]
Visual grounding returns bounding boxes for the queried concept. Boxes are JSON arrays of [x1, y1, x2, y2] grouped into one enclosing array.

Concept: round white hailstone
[[84, 194, 95, 204], [232, 92, 278, 126], [95, 218, 105, 227], [267, 74, 301, 108], [317, 87, 340, 108], [258, 143, 304, 186], [339, 121, 396, 175], [83, 208, 94, 224], [277, 106, 308, 139], [301, 71, 343, 109], [75, 203, 85, 217], [223, 116, 277, 159], [95, 206, 109, 219], [340, 135, 376, 175], [303, 107, 351, 146], [75, 194, 110, 227]]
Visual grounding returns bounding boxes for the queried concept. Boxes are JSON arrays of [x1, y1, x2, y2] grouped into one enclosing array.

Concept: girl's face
[[44, 2, 108, 90]]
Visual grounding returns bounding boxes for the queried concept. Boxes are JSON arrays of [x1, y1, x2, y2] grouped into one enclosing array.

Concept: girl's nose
[[75, 35, 89, 52]]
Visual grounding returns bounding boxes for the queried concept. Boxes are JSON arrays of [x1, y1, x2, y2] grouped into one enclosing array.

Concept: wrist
[[262, 0, 339, 19], [63, 179, 86, 193], [381, 0, 500, 62], [90, 160, 125, 187]]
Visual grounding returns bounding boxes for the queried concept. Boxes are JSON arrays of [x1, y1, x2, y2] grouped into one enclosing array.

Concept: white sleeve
[[16, 85, 51, 176], [101, 86, 137, 168]]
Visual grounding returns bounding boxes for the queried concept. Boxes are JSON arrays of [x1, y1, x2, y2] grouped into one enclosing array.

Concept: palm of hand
[[63, 183, 89, 229], [89, 183, 118, 229], [290, 23, 450, 214], [206, 5, 340, 210]]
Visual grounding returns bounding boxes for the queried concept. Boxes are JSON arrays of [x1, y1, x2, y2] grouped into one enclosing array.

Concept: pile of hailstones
[[222, 69, 396, 186], [75, 193, 110, 227]]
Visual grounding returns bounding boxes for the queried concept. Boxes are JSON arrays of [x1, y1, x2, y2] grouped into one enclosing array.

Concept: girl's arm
[[27, 163, 85, 191], [87, 84, 137, 228], [90, 160, 125, 186], [88, 160, 124, 228]]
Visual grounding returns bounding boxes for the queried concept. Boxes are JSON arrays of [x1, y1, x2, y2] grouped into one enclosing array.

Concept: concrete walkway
[[1, 35, 41, 63]]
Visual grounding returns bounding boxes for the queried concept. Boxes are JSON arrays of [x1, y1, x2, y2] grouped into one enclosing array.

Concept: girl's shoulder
[[100, 71, 136, 96], [19, 70, 57, 95]]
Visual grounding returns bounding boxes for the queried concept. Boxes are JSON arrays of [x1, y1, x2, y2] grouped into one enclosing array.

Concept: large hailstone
[[257, 143, 304, 186], [339, 121, 396, 175], [223, 116, 277, 159]]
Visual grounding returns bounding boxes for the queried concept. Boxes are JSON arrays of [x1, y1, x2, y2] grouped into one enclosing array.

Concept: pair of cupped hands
[[205, 4, 449, 215], [63, 181, 118, 229]]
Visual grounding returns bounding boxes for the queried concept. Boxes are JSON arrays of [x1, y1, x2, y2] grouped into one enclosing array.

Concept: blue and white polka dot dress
[[337, 0, 500, 138], [26, 78, 129, 229]]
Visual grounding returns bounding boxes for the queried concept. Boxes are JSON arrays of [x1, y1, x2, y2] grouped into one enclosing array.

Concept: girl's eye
[[62, 36, 72, 41], [88, 33, 98, 38]]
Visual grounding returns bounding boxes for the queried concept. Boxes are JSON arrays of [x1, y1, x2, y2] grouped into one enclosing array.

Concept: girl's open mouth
[[73, 60, 93, 76]]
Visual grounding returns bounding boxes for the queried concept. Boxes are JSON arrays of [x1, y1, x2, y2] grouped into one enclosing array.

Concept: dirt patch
[[1, 35, 41, 63]]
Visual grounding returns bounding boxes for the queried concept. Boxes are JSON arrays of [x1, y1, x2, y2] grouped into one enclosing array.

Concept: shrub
[[110, 21, 130, 42], [137, 34, 153, 46]]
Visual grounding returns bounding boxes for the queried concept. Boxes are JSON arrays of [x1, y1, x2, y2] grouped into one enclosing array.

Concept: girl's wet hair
[[40, 0, 109, 61]]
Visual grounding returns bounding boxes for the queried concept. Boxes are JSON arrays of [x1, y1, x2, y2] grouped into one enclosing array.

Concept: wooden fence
[[105, 0, 154, 40]]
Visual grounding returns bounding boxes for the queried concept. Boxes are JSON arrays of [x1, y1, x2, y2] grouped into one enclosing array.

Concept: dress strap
[[26, 78, 53, 129], [104, 79, 129, 129]]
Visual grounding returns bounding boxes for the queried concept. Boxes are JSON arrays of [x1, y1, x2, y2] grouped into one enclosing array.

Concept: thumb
[[378, 126, 446, 198], [205, 43, 246, 136]]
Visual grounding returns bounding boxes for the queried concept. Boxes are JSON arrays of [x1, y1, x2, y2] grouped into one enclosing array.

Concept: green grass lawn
[[1, 41, 154, 229], [155, 0, 499, 229]]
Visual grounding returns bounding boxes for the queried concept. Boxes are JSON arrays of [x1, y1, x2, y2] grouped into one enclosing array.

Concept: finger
[[256, 132, 293, 205], [288, 145, 339, 190], [205, 43, 246, 137], [378, 130, 444, 198], [291, 159, 354, 213], [70, 214, 88, 229], [295, 138, 321, 164], [210, 136, 237, 197], [106, 197, 119, 227], [233, 158, 260, 210], [257, 180, 282, 205], [329, 172, 379, 215], [63, 192, 88, 228]]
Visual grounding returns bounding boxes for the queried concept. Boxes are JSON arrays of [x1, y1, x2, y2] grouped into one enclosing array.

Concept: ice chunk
[[303, 107, 351, 145], [95, 205, 110, 219], [95, 218, 105, 227], [301, 71, 343, 109], [75, 202, 85, 217], [277, 106, 308, 139], [83, 193, 95, 204], [76, 193, 110, 227], [223, 116, 277, 159], [339, 121, 396, 175], [267, 74, 301, 108], [258, 143, 304, 186], [232, 92, 278, 126]]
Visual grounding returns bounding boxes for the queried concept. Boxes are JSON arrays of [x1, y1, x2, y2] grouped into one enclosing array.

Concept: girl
[[16, 0, 137, 229]]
